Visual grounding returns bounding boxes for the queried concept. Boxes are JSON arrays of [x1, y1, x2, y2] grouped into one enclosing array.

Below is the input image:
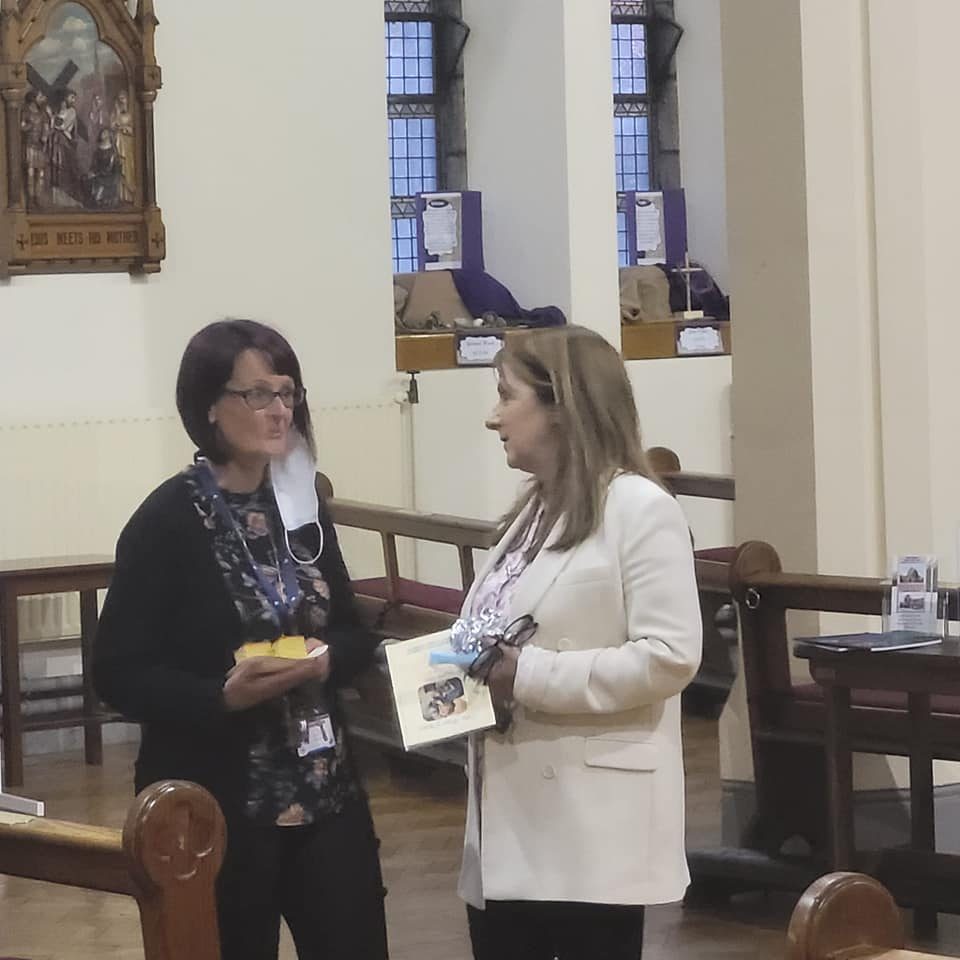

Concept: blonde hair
[[496, 325, 658, 559]]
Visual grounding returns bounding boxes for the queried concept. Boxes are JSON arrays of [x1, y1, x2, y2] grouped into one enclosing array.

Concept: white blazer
[[458, 474, 702, 909]]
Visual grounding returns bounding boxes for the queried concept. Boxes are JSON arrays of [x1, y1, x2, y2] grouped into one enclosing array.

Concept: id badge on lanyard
[[297, 715, 336, 756]]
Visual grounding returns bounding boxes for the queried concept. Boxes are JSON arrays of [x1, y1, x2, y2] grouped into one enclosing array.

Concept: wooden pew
[[328, 495, 493, 640], [687, 541, 960, 911], [0, 780, 225, 960], [325, 496, 492, 763], [788, 871, 946, 960], [321, 447, 738, 757], [323, 446, 736, 640], [646, 445, 737, 504]]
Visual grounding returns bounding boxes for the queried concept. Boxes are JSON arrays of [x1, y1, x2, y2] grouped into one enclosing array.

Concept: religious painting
[[24, 3, 135, 211], [0, 0, 165, 275]]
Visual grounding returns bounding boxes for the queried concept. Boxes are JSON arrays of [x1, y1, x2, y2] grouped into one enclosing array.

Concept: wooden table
[[0, 556, 114, 788], [794, 638, 960, 935]]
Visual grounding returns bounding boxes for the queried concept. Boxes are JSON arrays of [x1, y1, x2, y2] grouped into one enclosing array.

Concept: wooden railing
[[662, 471, 735, 501], [327, 498, 494, 597], [324, 447, 736, 607], [323, 453, 738, 752], [647, 445, 736, 502], [0, 780, 225, 960]]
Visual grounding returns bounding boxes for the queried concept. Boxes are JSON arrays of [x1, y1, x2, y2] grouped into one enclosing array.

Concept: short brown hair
[[175, 319, 315, 464], [495, 326, 657, 557]]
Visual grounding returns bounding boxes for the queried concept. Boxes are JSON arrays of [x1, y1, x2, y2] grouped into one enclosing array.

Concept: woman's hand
[[486, 645, 520, 709], [222, 653, 327, 712]]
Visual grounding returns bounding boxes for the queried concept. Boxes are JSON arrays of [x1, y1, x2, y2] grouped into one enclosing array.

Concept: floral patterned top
[[184, 463, 361, 827], [469, 515, 541, 622]]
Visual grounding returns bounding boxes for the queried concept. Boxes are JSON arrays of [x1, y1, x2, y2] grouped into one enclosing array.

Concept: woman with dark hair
[[456, 325, 702, 960], [94, 319, 388, 960]]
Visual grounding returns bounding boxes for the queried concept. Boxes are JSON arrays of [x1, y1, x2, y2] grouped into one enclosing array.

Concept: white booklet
[[383, 630, 496, 750]]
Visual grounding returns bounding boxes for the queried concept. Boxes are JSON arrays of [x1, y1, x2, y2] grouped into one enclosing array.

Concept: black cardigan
[[93, 474, 380, 821]]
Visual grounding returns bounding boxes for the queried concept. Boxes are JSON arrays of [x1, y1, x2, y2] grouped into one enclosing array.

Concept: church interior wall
[[6, 1, 735, 748], [3, 2, 402, 753]]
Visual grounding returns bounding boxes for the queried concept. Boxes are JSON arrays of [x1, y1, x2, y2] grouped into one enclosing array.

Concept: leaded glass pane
[[611, 22, 647, 96], [392, 215, 418, 273], [614, 114, 650, 192], [617, 209, 629, 266], [385, 19, 434, 95], [389, 115, 438, 196]]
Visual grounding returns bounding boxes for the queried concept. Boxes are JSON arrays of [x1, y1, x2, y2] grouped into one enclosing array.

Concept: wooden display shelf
[[395, 318, 731, 371], [621, 317, 731, 360], [395, 328, 529, 372], [396, 333, 457, 371]]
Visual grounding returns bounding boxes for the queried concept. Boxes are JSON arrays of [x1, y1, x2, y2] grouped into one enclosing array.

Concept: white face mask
[[270, 430, 324, 564]]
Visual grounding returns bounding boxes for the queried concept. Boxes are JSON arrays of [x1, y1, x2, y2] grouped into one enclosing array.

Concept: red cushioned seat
[[351, 576, 464, 615], [793, 682, 960, 716]]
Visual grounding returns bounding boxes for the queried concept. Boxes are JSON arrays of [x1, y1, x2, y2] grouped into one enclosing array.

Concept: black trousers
[[467, 899, 645, 960], [217, 802, 388, 960]]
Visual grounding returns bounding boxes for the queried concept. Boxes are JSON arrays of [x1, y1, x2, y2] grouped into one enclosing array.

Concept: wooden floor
[[3, 715, 960, 959]]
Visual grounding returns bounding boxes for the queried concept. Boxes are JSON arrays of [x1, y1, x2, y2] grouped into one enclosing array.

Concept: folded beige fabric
[[619, 265, 672, 324], [394, 271, 471, 331]]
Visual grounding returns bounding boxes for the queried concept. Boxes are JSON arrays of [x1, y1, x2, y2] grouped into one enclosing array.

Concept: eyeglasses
[[466, 614, 538, 682], [465, 615, 537, 733], [223, 386, 306, 411]]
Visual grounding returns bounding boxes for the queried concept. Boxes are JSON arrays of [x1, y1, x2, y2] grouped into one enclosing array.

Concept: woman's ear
[[207, 403, 217, 425]]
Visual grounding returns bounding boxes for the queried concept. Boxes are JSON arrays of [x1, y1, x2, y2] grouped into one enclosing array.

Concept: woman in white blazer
[[456, 325, 702, 960]]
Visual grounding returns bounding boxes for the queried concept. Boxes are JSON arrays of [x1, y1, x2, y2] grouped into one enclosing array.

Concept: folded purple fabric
[[450, 269, 566, 328]]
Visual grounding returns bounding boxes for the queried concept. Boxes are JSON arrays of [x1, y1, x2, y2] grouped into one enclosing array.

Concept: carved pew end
[[0, 779, 225, 960], [123, 780, 226, 960], [787, 872, 904, 960]]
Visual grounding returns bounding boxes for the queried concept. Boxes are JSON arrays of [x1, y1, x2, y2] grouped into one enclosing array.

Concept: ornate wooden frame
[[0, 0, 164, 276]]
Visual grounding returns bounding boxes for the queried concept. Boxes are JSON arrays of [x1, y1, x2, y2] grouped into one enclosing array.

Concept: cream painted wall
[[459, 0, 619, 341], [5, 1, 738, 613], [1, 1, 738, 581], [867, 0, 960, 578], [410, 355, 735, 590], [628, 357, 733, 549], [674, 0, 729, 292], [802, 0, 884, 579], [2, 2, 398, 430], [408, 0, 621, 584], [410, 0, 621, 587], [719, 0, 960, 797], [4, 2, 402, 756], [726, 0, 960, 583], [918, 4, 960, 580], [722, 0, 817, 573], [408, 0, 734, 585], [458, 0, 567, 311], [625, 0, 734, 553]]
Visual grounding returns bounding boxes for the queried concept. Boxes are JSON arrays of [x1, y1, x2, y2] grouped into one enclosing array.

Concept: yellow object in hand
[[235, 635, 309, 662]]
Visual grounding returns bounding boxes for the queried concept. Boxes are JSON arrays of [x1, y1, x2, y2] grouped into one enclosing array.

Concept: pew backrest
[[318, 444, 735, 608], [0, 780, 225, 960], [730, 540, 887, 701], [327, 496, 494, 598]]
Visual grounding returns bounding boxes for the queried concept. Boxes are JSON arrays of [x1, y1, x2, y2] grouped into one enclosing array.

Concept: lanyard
[[194, 462, 302, 631]]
